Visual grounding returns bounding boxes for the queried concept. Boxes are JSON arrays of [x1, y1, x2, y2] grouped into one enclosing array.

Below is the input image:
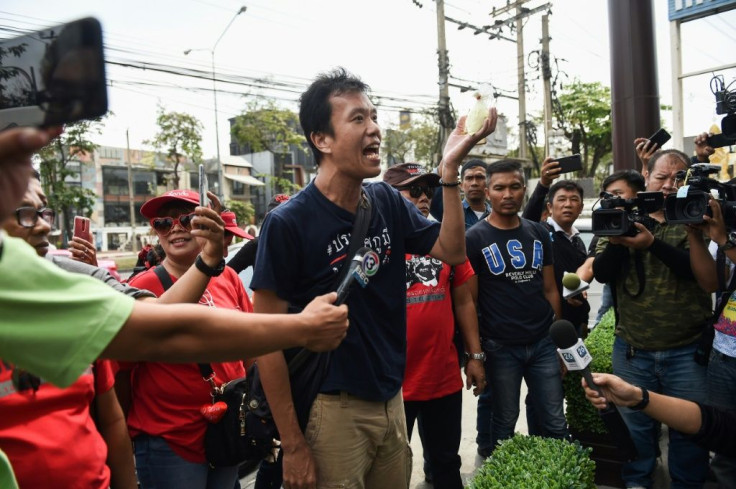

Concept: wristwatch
[[465, 351, 487, 362], [629, 386, 650, 411], [718, 232, 736, 252], [195, 254, 226, 277]]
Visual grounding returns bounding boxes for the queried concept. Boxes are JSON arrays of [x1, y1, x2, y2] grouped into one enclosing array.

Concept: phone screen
[[0, 17, 107, 130]]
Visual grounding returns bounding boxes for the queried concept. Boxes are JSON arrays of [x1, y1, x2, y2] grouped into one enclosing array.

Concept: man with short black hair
[[430, 158, 491, 229], [466, 159, 566, 455], [252, 68, 497, 489]]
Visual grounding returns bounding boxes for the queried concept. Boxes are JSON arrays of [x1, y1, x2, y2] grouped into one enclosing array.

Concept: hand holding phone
[[648, 128, 671, 149], [706, 133, 735, 149], [554, 154, 583, 174], [0, 17, 107, 130], [73, 216, 92, 242]]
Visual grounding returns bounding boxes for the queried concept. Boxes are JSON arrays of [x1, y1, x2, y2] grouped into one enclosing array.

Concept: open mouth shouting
[[363, 143, 380, 163]]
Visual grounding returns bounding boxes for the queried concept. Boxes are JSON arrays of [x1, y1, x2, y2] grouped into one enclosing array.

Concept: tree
[[146, 106, 203, 188], [231, 97, 305, 154], [38, 118, 102, 244], [381, 113, 440, 168], [554, 81, 612, 177]]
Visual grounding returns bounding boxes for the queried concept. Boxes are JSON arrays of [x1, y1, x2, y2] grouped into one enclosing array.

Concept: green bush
[[466, 434, 595, 489], [562, 310, 616, 434]]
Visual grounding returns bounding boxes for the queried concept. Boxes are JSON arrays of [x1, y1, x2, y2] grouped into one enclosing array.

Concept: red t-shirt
[[124, 266, 250, 462], [0, 359, 116, 488], [402, 256, 474, 401]]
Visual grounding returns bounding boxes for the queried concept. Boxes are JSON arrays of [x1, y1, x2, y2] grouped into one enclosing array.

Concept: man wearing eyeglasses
[[383, 163, 484, 489]]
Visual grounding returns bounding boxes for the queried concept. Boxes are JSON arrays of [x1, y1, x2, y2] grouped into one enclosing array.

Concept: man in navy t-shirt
[[465, 160, 567, 455], [251, 68, 497, 489]]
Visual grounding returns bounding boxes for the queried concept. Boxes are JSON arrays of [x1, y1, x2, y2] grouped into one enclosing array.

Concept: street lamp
[[185, 5, 247, 200]]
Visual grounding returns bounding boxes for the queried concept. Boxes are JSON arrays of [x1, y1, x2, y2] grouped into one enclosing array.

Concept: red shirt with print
[[124, 266, 250, 462], [402, 256, 474, 401]]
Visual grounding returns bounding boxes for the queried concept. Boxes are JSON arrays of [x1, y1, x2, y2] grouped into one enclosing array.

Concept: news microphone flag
[[549, 319, 638, 462]]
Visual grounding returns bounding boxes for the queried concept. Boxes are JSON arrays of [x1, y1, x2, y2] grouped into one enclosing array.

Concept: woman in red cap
[[121, 189, 252, 489]]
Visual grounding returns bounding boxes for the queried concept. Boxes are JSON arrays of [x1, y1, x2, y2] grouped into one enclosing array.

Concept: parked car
[[47, 248, 122, 282]]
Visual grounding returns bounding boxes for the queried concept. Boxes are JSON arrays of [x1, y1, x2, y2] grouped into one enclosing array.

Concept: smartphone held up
[[0, 17, 107, 130], [73, 216, 92, 242]]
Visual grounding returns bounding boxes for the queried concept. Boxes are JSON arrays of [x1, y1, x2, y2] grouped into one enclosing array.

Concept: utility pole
[[435, 0, 455, 163], [515, 2, 528, 160], [126, 129, 137, 253], [541, 14, 553, 157], [488, 1, 550, 161]]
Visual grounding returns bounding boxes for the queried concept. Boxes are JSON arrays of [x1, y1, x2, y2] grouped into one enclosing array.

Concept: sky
[[1, 0, 735, 160]]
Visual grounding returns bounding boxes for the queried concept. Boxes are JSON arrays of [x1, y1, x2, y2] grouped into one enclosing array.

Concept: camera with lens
[[592, 191, 663, 237], [664, 163, 736, 228], [713, 74, 736, 140]]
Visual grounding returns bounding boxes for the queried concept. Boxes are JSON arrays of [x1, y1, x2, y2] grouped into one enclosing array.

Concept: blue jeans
[[483, 335, 568, 449], [707, 349, 736, 489], [475, 378, 493, 453], [134, 434, 239, 489], [612, 337, 709, 489], [595, 283, 614, 325]]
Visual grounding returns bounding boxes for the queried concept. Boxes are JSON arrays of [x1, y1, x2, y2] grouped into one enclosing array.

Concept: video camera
[[713, 74, 736, 140], [664, 163, 736, 229], [592, 192, 663, 236]]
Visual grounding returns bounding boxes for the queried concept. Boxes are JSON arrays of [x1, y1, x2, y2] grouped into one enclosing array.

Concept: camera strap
[[622, 249, 646, 299]]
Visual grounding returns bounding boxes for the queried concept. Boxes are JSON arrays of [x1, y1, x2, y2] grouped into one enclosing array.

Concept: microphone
[[549, 319, 638, 461], [335, 247, 380, 305]]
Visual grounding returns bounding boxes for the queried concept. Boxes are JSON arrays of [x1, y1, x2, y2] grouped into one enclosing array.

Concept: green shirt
[[0, 234, 135, 488], [596, 222, 711, 350]]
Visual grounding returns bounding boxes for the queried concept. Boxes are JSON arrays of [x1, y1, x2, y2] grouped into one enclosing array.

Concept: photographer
[[687, 196, 736, 488], [592, 149, 712, 489]]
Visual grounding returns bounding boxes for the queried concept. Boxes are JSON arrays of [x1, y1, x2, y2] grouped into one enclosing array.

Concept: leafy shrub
[[466, 434, 595, 489], [562, 310, 615, 434]]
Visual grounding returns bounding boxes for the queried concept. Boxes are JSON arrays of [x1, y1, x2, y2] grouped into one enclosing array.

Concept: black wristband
[[630, 386, 650, 411], [195, 255, 225, 277], [439, 179, 460, 187]]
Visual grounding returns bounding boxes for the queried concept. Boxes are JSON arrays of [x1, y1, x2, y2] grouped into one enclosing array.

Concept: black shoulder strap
[[152, 265, 214, 379], [287, 190, 372, 375]]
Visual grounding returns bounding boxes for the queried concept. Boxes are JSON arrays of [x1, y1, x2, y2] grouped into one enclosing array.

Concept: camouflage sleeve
[[648, 238, 695, 280], [593, 238, 628, 284]]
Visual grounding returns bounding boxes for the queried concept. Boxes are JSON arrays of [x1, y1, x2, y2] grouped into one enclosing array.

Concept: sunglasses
[[15, 206, 55, 228], [397, 185, 435, 199], [150, 213, 196, 235]]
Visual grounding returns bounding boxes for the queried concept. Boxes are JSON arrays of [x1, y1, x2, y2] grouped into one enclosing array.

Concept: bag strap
[[287, 190, 372, 375], [151, 265, 217, 382]]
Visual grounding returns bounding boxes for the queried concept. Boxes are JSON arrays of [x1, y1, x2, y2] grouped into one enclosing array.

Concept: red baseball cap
[[221, 211, 253, 239], [140, 189, 200, 219]]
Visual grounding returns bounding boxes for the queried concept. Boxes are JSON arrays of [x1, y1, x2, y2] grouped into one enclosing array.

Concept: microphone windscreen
[[549, 319, 579, 349]]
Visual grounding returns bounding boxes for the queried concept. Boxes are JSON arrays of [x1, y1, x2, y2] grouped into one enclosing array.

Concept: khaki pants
[[304, 391, 412, 489]]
